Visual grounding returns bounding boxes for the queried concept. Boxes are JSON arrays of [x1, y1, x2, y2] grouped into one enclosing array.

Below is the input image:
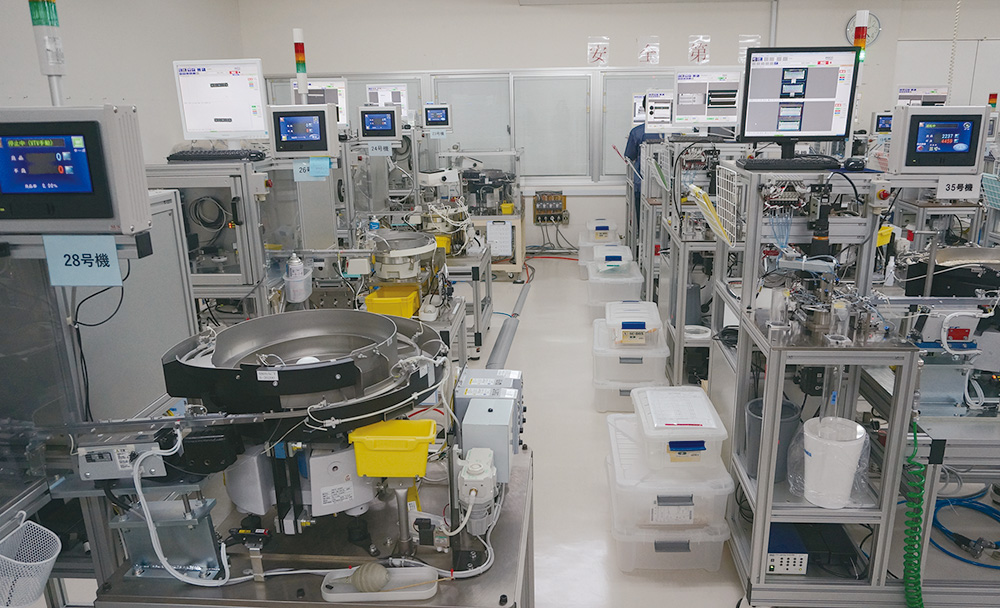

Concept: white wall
[[1, 0, 997, 171], [0, 0, 244, 161], [237, 0, 773, 73]]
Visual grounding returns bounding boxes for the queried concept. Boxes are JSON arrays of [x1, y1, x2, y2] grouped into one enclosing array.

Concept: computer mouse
[[843, 157, 866, 171]]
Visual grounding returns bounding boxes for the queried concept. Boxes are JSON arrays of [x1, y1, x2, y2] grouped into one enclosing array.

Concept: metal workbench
[[95, 452, 534, 608]]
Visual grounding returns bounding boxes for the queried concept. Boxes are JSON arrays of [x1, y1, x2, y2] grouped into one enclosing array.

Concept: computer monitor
[[173, 59, 268, 141], [739, 47, 861, 158], [267, 104, 337, 159], [897, 86, 948, 107], [871, 112, 893, 135], [674, 69, 741, 127], [423, 104, 452, 132], [887, 105, 988, 175], [357, 106, 401, 142], [644, 90, 674, 133], [290, 78, 348, 127], [366, 84, 409, 117]]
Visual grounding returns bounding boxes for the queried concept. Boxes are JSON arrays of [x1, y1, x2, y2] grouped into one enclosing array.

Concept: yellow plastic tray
[[365, 284, 420, 318], [434, 234, 452, 252], [349, 419, 437, 478]]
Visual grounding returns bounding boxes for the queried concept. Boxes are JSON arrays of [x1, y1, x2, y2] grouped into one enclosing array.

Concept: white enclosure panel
[[602, 73, 675, 176]]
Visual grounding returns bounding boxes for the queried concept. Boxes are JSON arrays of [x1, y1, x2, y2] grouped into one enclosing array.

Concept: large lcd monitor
[[739, 47, 861, 158], [674, 69, 741, 128], [887, 105, 988, 175], [0, 105, 151, 235], [267, 104, 337, 159], [357, 106, 401, 142], [174, 59, 269, 140]]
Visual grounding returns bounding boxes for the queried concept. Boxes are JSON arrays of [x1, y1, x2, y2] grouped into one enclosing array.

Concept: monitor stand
[[779, 141, 797, 159]]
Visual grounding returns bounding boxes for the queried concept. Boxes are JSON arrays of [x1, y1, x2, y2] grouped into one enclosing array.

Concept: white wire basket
[[0, 512, 61, 607]]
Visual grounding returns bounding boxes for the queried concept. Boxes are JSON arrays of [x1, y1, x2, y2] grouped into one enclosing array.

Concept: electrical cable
[[930, 489, 1000, 570], [441, 490, 477, 537], [132, 430, 232, 586], [902, 421, 927, 608]]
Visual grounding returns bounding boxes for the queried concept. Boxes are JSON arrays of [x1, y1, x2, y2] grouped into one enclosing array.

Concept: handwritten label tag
[[368, 142, 392, 157], [293, 158, 324, 182], [936, 175, 981, 200], [43, 235, 121, 286]]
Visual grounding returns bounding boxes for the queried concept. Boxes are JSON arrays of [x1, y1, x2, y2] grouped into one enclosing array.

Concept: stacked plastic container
[[578, 244, 633, 279], [594, 302, 669, 412], [578, 219, 618, 266], [606, 386, 733, 573], [585, 262, 643, 317]]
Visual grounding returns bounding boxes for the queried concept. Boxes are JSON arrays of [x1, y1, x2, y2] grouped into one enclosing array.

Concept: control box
[[461, 398, 517, 484], [533, 191, 569, 226], [767, 523, 808, 575], [455, 369, 525, 452], [77, 432, 172, 480]]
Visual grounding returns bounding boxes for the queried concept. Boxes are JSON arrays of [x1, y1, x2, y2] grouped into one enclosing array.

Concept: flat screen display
[[425, 108, 449, 126], [740, 47, 860, 141], [0, 135, 94, 194], [174, 59, 268, 140], [674, 69, 741, 127], [914, 120, 974, 153], [875, 115, 893, 133], [278, 115, 321, 141], [360, 110, 397, 140]]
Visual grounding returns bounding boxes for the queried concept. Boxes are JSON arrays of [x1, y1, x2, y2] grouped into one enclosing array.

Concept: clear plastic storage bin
[[579, 244, 633, 279], [607, 414, 733, 528], [586, 262, 643, 313], [611, 520, 730, 572], [593, 320, 668, 384], [585, 219, 617, 242], [632, 386, 727, 469], [605, 301, 662, 346], [594, 379, 667, 413]]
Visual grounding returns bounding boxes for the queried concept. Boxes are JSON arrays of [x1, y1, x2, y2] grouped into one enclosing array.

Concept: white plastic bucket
[[802, 417, 866, 509]]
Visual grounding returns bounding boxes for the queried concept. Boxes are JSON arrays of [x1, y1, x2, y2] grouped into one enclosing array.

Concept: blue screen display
[[876, 115, 892, 132], [278, 115, 321, 141], [915, 120, 973, 153], [425, 108, 448, 125], [0, 135, 94, 194], [363, 112, 394, 131]]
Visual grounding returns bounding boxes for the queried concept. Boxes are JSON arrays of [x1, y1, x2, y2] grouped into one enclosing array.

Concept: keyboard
[[669, 134, 728, 143], [736, 156, 842, 171], [166, 149, 266, 162]]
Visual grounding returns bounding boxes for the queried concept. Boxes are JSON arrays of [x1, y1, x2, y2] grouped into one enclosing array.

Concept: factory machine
[[0, 105, 532, 608], [708, 68, 1000, 604]]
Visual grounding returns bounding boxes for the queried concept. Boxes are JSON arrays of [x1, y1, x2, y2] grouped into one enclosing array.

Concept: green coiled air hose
[[902, 420, 926, 608]]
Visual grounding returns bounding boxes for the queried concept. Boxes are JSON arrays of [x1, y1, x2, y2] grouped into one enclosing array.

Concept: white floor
[[470, 258, 745, 608]]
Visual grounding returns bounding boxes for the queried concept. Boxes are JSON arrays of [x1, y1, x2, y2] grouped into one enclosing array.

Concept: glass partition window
[[513, 75, 591, 177]]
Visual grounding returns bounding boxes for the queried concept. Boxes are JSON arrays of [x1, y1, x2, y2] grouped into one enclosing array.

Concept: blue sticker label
[[43, 234, 122, 286], [309, 156, 330, 177]]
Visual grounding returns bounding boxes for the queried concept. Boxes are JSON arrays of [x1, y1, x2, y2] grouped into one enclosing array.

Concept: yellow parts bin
[[349, 419, 437, 478], [434, 234, 453, 252], [877, 225, 893, 247], [501, 202, 515, 215], [365, 283, 420, 318]]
